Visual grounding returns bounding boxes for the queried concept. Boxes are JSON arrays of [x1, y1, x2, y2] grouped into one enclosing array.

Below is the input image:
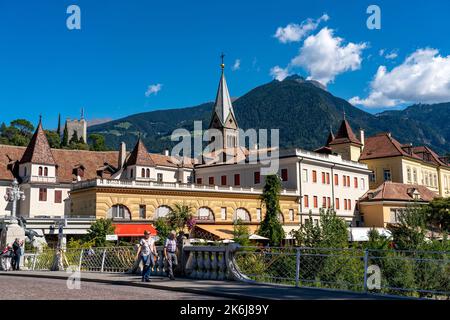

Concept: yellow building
[[359, 133, 450, 197], [359, 181, 437, 228], [70, 179, 300, 239]]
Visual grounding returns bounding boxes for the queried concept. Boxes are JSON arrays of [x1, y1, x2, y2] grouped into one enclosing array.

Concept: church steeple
[[209, 53, 238, 130], [20, 117, 56, 165]]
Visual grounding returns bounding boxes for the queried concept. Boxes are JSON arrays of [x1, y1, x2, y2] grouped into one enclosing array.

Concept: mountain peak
[[282, 74, 327, 91]]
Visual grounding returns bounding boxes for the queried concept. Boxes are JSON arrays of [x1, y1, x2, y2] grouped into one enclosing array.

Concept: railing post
[[78, 249, 83, 272], [32, 253, 37, 271], [295, 248, 300, 287], [101, 249, 107, 272], [363, 249, 369, 292]]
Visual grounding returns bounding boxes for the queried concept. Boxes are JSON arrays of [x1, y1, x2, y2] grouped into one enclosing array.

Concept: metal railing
[[231, 246, 450, 299], [18, 245, 450, 299]]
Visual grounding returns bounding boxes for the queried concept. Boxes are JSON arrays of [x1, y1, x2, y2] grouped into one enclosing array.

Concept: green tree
[[84, 218, 116, 247], [70, 130, 79, 144], [10, 119, 34, 136], [291, 208, 349, 248], [62, 123, 69, 147], [388, 204, 426, 250], [258, 174, 285, 246], [89, 133, 109, 151], [233, 219, 250, 246], [45, 130, 61, 148], [56, 113, 61, 137], [167, 203, 195, 233], [154, 217, 171, 244], [423, 197, 450, 233]]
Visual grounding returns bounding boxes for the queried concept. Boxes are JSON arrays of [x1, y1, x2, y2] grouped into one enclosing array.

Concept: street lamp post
[[4, 179, 25, 223]]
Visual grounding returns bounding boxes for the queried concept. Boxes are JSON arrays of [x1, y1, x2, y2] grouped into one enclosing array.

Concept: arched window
[[154, 205, 171, 219], [141, 168, 145, 178], [234, 208, 251, 222], [44, 167, 48, 177], [146, 169, 150, 178], [197, 207, 215, 222], [107, 204, 131, 220], [38, 166, 43, 176]]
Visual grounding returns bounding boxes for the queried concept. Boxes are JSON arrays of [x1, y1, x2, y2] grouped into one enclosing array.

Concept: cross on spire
[[220, 52, 225, 70]]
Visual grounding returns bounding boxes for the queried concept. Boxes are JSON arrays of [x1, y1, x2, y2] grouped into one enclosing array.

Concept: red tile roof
[[0, 144, 193, 183], [360, 133, 448, 168], [328, 120, 362, 146], [19, 121, 56, 165], [360, 181, 437, 202], [125, 138, 155, 167]]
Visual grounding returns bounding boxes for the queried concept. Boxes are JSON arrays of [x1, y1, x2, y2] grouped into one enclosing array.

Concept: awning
[[195, 224, 259, 240], [113, 223, 157, 237], [249, 234, 269, 240], [348, 227, 392, 242]]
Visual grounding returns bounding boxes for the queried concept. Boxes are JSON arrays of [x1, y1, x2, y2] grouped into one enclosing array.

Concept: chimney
[[359, 129, 365, 148], [164, 149, 169, 156], [118, 142, 126, 169]]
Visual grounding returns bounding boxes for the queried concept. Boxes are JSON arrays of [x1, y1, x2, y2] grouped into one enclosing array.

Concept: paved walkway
[[0, 271, 401, 300], [0, 275, 224, 300]]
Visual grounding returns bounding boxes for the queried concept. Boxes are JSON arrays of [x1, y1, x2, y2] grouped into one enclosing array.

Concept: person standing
[[12, 238, 22, 271], [164, 230, 178, 280], [136, 230, 157, 282]]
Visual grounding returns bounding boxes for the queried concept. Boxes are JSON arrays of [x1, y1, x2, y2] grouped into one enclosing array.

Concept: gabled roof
[[360, 133, 448, 167], [326, 130, 335, 145], [0, 144, 194, 183], [19, 120, 56, 165], [328, 119, 362, 146], [412, 146, 449, 167], [209, 69, 237, 128], [360, 181, 437, 202], [125, 138, 155, 167]]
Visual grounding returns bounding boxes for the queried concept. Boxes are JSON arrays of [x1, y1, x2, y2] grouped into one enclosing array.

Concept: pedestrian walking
[[12, 238, 22, 271], [136, 230, 157, 282], [164, 230, 178, 280]]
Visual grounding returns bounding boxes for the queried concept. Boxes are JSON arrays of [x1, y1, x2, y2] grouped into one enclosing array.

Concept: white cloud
[[379, 48, 398, 60], [232, 59, 241, 71], [270, 66, 290, 81], [289, 28, 367, 85], [350, 48, 450, 108], [274, 14, 329, 43], [385, 52, 398, 60], [145, 83, 162, 97]]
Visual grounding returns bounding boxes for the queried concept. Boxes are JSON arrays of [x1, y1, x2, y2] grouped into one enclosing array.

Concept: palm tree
[[167, 203, 195, 233]]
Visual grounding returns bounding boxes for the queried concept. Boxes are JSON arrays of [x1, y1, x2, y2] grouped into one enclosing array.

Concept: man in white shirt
[[136, 230, 157, 282]]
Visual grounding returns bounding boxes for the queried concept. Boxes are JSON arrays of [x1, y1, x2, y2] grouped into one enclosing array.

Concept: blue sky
[[1, 0, 450, 129]]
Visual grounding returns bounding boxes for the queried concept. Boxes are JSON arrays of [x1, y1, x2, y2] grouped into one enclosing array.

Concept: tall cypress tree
[[56, 113, 61, 136], [258, 174, 285, 246], [62, 122, 69, 147]]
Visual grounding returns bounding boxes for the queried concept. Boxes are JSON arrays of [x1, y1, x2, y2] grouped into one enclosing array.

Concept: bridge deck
[[0, 271, 406, 300]]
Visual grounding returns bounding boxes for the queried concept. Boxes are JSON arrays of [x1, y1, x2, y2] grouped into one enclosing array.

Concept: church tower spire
[[208, 54, 239, 153], [209, 53, 238, 130]]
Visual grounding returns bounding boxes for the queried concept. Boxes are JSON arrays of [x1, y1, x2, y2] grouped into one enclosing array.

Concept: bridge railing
[[19, 245, 450, 299], [230, 246, 450, 299]]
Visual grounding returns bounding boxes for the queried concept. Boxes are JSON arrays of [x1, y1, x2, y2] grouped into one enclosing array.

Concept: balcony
[[71, 178, 299, 196], [27, 175, 57, 183]]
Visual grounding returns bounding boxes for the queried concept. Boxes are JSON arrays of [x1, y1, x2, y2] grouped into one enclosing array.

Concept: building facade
[[359, 133, 450, 197]]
